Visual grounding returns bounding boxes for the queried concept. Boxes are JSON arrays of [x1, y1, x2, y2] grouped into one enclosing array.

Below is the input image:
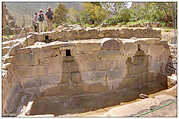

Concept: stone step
[[2, 46, 11, 56], [2, 37, 10, 42], [167, 74, 177, 88], [3, 56, 14, 64], [2, 69, 7, 78], [2, 63, 11, 70], [2, 40, 19, 48]]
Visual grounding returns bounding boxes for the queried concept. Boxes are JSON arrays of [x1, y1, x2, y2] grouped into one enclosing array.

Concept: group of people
[[33, 8, 54, 32]]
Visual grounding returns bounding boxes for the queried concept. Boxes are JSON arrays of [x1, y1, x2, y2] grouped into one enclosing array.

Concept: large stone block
[[107, 70, 124, 80], [82, 82, 107, 93], [62, 60, 79, 73], [14, 53, 38, 66], [23, 79, 41, 88], [101, 39, 122, 50], [40, 75, 60, 86], [80, 71, 106, 81], [71, 72, 81, 83], [47, 57, 62, 74], [61, 72, 71, 83]]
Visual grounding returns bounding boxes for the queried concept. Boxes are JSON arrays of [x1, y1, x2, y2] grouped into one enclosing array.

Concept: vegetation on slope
[[5, 2, 177, 29]]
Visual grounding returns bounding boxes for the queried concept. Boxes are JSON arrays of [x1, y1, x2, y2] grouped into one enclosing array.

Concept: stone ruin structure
[[2, 26, 172, 116]]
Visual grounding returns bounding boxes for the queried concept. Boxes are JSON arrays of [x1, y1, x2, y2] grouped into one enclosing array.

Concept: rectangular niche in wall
[[45, 35, 50, 43], [66, 49, 71, 56]]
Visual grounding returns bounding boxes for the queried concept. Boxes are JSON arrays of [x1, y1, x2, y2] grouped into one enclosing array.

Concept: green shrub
[[54, 3, 68, 25], [52, 23, 59, 29], [160, 22, 167, 27], [102, 16, 120, 26], [118, 9, 131, 22], [119, 22, 127, 25], [164, 29, 172, 32]]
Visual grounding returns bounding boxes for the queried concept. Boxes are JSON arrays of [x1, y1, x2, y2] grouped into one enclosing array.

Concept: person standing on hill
[[38, 9, 45, 32], [32, 12, 38, 32], [45, 8, 54, 31]]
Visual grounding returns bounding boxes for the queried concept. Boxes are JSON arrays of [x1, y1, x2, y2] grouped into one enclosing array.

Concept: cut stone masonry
[[2, 27, 171, 116]]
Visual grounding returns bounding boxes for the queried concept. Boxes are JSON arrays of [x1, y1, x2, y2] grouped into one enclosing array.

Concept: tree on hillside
[[128, 2, 177, 27], [90, 2, 101, 6], [101, 2, 129, 15], [154, 2, 177, 27], [54, 3, 68, 25], [82, 3, 108, 25], [101, 2, 122, 15], [118, 8, 131, 22], [67, 7, 81, 24]]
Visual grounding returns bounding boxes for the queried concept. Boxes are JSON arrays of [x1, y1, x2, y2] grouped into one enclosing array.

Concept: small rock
[[139, 93, 149, 99], [2, 63, 11, 70], [167, 74, 177, 88], [130, 37, 137, 40]]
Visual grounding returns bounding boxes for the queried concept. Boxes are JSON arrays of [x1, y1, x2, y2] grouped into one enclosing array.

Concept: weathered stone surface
[[35, 27, 161, 41], [2, 27, 171, 117], [2, 46, 11, 56], [167, 74, 177, 88], [101, 39, 122, 50], [104, 95, 176, 117]]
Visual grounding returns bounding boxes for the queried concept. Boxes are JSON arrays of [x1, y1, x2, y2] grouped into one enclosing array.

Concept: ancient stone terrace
[[2, 27, 161, 58], [29, 27, 161, 43], [2, 27, 171, 116]]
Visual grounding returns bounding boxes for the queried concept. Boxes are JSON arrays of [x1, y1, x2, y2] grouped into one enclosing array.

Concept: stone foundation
[[30, 75, 167, 116], [2, 28, 171, 116]]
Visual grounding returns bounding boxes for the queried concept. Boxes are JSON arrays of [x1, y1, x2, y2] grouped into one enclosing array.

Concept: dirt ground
[[58, 85, 177, 117]]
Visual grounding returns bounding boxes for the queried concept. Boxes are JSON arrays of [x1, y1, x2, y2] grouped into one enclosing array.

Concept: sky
[[124, 2, 132, 8]]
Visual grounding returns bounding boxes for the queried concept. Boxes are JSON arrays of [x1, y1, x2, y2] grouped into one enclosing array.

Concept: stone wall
[[26, 27, 161, 45], [2, 27, 161, 57], [2, 37, 170, 116]]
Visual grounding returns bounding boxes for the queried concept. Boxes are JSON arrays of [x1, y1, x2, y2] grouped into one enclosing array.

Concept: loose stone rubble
[[2, 26, 174, 116]]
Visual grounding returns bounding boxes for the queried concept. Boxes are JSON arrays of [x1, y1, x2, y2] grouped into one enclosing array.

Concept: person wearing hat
[[38, 9, 45, 32], [45, 7, 54, 31]]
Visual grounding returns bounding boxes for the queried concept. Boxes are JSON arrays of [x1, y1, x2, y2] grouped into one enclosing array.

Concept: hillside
[[5, 2, 83, 26]]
